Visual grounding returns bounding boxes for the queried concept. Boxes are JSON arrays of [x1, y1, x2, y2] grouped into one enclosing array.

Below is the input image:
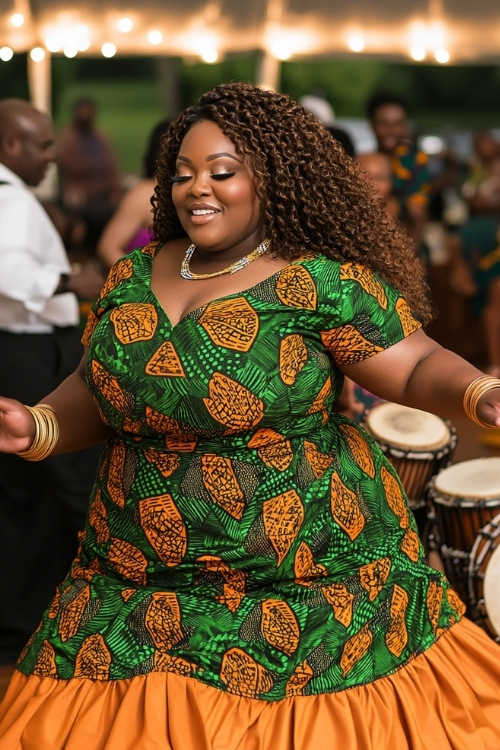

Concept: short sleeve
[[319, 262, 421, 366], [81, 255, 135, 346]]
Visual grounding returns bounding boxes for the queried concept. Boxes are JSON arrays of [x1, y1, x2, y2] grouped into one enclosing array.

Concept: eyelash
[[171, 171, 235, 184]]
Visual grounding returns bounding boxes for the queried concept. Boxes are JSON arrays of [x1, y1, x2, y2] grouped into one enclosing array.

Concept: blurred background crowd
[[22, 61, 500, 379]]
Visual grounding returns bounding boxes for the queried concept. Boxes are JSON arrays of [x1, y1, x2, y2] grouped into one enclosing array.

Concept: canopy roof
[[2, 0, 500, 65]]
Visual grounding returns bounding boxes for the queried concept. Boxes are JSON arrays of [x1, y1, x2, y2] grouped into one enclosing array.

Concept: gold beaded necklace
[[180, 238, 270, 280]]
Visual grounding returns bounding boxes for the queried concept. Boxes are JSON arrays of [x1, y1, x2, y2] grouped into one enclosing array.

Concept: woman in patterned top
[[0, 82, 499, 750]]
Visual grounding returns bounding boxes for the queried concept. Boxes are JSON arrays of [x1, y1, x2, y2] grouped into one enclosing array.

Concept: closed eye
[[211, 171, 235, 180], [171, 175, 191, 183]]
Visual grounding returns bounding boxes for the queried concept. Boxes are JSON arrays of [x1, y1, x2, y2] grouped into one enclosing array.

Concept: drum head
[[364, 402, 450, 451], [483, 542, 500, 635], [434, 457, 500, 501]]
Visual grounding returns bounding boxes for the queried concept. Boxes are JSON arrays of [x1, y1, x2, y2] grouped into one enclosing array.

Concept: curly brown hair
[[152, 81, 432, 321]]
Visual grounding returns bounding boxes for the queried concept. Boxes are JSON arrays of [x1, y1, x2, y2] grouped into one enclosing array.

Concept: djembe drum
[[362, 402, 457, 510], [468, 512, 500, 641], [429, 457, 500, 610]]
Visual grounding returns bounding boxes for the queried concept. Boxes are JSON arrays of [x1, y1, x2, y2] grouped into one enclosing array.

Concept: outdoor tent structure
[[2, 0, 500, 110]]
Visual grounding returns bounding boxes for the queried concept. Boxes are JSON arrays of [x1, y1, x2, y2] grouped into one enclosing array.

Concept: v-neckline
[[145, 247, 316, 330]]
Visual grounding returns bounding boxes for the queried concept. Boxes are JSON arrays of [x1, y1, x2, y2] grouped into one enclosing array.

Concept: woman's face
[[171, 120, 263, 257]]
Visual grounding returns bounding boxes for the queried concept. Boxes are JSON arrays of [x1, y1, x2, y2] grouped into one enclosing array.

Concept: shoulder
[[93, 249, 146, 306], [307, 255, 403, 311], [301, 254, 376, 289], [296, 254, 378, 287], [285, 254, 343, 310], [120, 179, 155, 210], [129, 179, 156, 199], [0, 181, 26, 203], [0, 183, 42, 219]]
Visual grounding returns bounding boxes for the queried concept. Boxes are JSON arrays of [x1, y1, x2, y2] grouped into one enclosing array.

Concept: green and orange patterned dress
[[4, 242, 500, 750], [15, 243, 464, 694]]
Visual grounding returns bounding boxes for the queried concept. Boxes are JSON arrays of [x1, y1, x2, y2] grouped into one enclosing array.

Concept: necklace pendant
[[180, 238, 270, 280]]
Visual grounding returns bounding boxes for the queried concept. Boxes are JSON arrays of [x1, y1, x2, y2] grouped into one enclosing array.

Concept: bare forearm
[[401, 346, 484, 419]]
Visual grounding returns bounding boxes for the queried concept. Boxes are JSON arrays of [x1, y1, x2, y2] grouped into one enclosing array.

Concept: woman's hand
[[0, 396, 35, 454], [476, 387, 500, 428]]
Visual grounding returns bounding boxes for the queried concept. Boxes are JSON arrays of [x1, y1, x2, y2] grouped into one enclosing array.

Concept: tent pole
[[256, 50, 281, 91], [27, 50, 52, 114], [257, 0, 284, 90], [28, 51, 58, 201]]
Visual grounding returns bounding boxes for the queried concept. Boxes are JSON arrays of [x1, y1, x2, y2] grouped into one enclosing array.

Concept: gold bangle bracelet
[[16, 404, 60, 461], [463, 376, 500, 428]]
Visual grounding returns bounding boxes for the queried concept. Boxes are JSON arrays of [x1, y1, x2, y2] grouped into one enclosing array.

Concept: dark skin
[[150, 238, 289, 327], [1, 120, 500, 456], [150, 121, 291, 326], [465, 132, 500, 216], [0, 98, 103, 300], [370, 102, 428, 250]]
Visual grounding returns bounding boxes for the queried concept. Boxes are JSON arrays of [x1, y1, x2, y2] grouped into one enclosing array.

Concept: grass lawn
[[54, 79, 166, 177], [49, 65, 500, 178]]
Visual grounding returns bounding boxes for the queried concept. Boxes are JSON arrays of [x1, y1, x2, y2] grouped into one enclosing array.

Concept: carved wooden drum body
[[468, 512, 500, 641], [429, 457, 500, 609], [362, 402, 457, 510]]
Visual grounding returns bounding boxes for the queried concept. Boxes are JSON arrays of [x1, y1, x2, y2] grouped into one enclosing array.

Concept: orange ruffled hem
[[0, 618, 499, 750]]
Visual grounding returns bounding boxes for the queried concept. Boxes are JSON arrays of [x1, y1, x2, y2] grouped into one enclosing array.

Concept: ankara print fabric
[[17, 244, 465, 700]]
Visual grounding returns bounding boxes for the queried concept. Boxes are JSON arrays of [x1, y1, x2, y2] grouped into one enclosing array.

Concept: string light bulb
[[348, 35, 365, 53], [410, 45, 426, 61], [118, 17, 133, 33], [101, 42, 117, 58], [63, 44, 78, 58], [0, 47, 14, 61], [200, 48, 218, 63], [30, 47, 46, 62], [435, 48, 450, 63], [9, 13, 24, 28], [147, 30, 163, 45]]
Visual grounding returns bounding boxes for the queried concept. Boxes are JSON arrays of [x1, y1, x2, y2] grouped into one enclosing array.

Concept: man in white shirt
[[0, 98, 103, 663]]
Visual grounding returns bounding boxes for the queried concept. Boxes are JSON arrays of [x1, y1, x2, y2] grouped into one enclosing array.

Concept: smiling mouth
[[189, 208, 220, 224]]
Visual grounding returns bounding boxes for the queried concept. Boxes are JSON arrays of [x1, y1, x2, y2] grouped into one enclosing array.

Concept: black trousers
[[0, 328, 103, 663]]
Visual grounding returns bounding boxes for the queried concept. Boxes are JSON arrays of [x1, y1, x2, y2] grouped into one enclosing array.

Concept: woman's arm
[[97, 180, 154, 268], [0, 354, 114, 456], [341, 328, 500, 427]]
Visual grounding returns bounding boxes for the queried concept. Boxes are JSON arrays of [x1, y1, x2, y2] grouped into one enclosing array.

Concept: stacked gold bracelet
[[463, 376, 500, 428], [16, 403, 59, 461]]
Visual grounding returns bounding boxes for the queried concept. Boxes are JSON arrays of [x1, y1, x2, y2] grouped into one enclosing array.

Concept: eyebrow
[[176, 151, 243, 164]]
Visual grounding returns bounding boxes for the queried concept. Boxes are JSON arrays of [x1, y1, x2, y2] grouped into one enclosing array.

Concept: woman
[[0, 82, 499, 749], [97, 119, 169, 268]]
